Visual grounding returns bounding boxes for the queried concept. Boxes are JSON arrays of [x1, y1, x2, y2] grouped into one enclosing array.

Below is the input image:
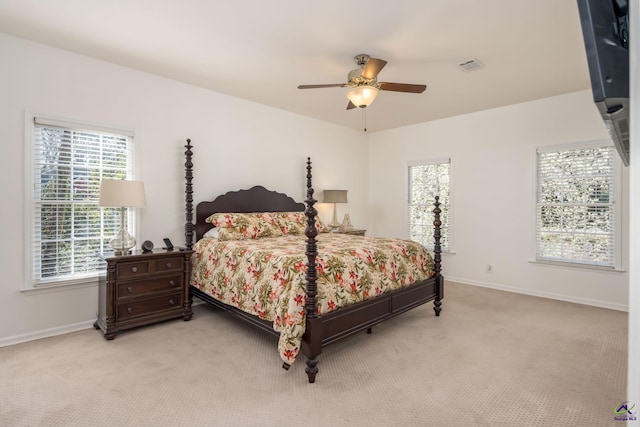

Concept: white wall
[[368, 91, 629, 310], [0, 33, 368, 344]]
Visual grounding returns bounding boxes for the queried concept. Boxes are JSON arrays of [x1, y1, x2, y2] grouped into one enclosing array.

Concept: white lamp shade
[[345, 85, 379, 108], [323, 190, 348, 204], [99, 179, 146, 208]]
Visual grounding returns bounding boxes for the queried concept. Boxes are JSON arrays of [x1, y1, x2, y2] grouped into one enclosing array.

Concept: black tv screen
[[577, 0, 630, 166]]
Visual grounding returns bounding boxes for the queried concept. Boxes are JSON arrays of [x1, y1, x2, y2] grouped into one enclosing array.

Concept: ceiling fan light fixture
[[345, 85, 379, 108]]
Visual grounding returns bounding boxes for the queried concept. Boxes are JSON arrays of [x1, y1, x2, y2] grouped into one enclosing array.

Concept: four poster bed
[[183, 139, 444, 383]]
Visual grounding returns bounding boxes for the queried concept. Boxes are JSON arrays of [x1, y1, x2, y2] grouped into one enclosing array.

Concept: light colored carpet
[[0, 282, 627, 427]]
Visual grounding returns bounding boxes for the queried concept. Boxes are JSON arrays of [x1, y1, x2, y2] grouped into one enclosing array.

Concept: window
[[407, 158, 452, 251], [28, 117, 135, 286], [536, 142, 620, 268]]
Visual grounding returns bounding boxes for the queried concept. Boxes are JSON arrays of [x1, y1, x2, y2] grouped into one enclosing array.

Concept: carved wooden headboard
[[194, 186, 305, 241]]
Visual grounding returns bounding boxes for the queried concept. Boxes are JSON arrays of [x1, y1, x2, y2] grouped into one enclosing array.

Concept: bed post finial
[[433, 195, 443, 316], [185, 139, 194, 249], [304, 157, 320, 383]]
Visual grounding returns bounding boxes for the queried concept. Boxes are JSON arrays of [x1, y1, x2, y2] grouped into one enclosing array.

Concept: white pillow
[[203, 227, 219, 239]]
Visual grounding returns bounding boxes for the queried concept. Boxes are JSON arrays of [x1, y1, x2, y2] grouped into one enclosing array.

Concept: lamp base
[[109, 227, 136, 255], [112, 249, 133, 256], [328, 222, 342, 232], [329, 203, 342, 232]]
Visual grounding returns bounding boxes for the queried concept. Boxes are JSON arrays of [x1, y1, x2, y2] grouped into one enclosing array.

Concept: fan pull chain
[[362, 107, 367, 132]]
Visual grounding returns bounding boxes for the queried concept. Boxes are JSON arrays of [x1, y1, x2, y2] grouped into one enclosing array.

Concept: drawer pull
[[165, 262, 172, 269], [131, 267, 138, 273], [127, 286, 134, 293], [169, 280, 176, 287], [169, 299, 175, 306], [127, 307, 133, 314]]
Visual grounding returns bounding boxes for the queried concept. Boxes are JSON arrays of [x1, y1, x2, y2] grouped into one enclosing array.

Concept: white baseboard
[[0, 320, 95, 348], [1, 300, 206, 348], [446, 276, 629, 312]]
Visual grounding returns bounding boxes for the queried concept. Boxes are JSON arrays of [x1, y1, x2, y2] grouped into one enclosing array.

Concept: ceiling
[[0, 0, 592, 132]]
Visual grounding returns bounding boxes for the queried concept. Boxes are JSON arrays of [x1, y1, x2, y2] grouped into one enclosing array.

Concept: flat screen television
[[577, 0, 630, 166]]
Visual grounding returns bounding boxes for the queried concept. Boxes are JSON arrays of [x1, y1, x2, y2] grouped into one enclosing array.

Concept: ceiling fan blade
[[361, 58, 387, 80], [297, 84, 348, 89], [379, 82, 427, 93], [346, 101, 357, 110]]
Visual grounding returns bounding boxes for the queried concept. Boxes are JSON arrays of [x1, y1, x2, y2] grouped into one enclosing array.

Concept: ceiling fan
[[297, 54, 427, 110]]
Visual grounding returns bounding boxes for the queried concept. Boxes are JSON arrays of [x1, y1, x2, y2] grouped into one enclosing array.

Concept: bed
[[183, 139, 444, 383]]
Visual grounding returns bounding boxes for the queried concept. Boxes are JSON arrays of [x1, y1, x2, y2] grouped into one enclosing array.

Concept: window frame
[[23, 113, 138, 291], [533, 139, 623, 271], [405, 157, 454, 253]]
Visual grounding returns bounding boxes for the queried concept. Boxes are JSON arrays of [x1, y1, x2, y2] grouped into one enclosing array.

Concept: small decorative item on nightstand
[[94, 249, 193, 340], [341, 213, 353, 231]]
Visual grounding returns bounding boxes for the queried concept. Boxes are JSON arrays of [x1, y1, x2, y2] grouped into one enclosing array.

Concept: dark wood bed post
[[433, 196, 443, 316], [184, 139, 194, 250], [303, 157, 321, 383]]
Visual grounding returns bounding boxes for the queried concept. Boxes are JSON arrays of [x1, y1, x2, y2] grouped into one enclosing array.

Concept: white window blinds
[[536, 144, 617, 267], [31, 118, 134, 285], [407, 159, 451, 251]]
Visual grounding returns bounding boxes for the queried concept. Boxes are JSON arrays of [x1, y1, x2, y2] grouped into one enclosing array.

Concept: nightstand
[[335, 228, 366, 236], [94, 249, 193, 339]]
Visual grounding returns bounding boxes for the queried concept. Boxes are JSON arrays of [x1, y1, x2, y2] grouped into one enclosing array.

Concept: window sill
[[528, 259, 625, 273], [21, 277, 99, 295]]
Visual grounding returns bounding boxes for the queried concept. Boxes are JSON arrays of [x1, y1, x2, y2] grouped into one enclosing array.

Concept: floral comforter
[[191, 233, 435, 365]]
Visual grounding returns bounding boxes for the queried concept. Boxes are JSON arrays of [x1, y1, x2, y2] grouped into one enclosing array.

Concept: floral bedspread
[[191, 233, 435, 365]]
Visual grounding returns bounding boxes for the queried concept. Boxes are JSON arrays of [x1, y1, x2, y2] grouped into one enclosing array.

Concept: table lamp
[[323, 189, 348, 231], [99, 179, 146, 255]]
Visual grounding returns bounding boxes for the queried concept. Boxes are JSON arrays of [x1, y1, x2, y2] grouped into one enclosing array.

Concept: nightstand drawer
[[154, 257, 183, 273], [117, 261, 150, 279], [117, 293, 183, 321], [116, 274, 182, 299]]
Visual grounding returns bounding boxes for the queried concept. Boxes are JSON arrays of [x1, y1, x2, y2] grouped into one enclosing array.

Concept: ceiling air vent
[[457, 58, 484, 72]]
